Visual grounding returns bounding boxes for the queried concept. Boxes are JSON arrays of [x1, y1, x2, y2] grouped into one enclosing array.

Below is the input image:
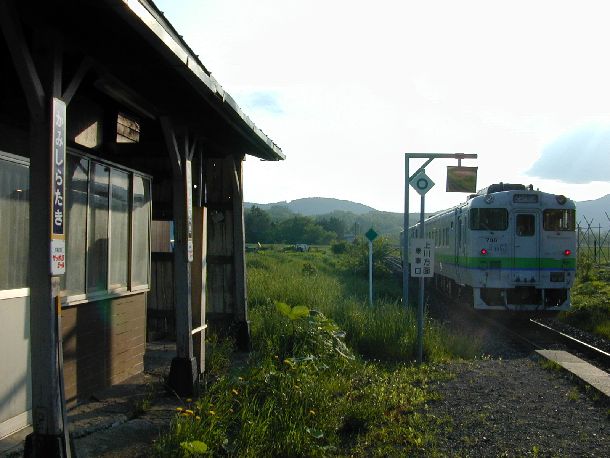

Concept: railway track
[[424, 282, 610, 373], [384, 255, 610, 377]]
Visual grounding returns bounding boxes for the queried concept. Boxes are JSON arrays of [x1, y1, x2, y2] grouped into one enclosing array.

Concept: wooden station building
[[0, 0, 283, 454]]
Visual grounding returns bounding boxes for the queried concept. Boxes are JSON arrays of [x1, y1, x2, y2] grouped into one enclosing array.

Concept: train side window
[[516, 214, 535, 236], [543, 209, 575, 231], [469, 208, 508, 230]]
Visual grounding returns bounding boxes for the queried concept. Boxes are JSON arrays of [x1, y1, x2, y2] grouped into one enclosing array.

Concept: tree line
[[244, 205, 410, 245], [245, 206, 347, 244]]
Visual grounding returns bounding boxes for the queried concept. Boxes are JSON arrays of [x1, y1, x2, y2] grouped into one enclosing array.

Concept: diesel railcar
[[409, 183, 576, 311]]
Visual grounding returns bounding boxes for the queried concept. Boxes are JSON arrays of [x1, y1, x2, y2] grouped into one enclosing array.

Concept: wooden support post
[[204, 155, 250, 350], [231, 155, 250, 351], [191, 152, 207, 374], [0, 11, 73, 454], [160, 117, 198, 396]]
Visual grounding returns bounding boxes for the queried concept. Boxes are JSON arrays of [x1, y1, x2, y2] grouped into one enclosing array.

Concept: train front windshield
[[469, 208, 509, 231], [543, 209, 576, 231]]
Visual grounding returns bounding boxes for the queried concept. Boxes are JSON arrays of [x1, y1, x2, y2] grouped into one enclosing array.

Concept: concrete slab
[[0, 341, 180, 457], [536, 349, 610, 397]]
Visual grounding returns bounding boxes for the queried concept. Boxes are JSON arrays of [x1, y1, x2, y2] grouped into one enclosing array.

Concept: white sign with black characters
[[411, 238, 434, 278], [51, 98, 66, 275], [185, 159, 194, 262]]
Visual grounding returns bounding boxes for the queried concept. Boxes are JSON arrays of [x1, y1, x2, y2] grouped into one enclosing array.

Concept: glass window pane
[[469, 208, 508, 231], [110, 170, 129, 289], [62, 155, 88, 295], [0, 157, 29, 290], [543, 209, 575, 231], [516, 214, 535, 237], [132, 175, 150, 287], [87, 162, 109, 293]]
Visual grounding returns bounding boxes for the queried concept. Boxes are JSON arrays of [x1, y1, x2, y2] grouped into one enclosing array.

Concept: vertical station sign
[[51, 98, 66, 275], [411, 238, 434, 278], [185, 159, 194, 262]]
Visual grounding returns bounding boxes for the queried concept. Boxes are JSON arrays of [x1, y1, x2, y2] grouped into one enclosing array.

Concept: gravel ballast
[[428, 357, 610, 457]]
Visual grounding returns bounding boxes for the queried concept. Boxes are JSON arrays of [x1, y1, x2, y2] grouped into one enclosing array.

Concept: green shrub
[[560, 265, 610, 339], [331, 241, 347, 254]]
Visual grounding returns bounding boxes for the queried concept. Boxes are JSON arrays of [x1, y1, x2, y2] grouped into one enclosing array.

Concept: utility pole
[[403, 153, 477, 364]]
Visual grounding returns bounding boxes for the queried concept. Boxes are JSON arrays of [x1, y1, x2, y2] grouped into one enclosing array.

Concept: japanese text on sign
[[51, 98, 66, 275], [410, 238, 435, 278]]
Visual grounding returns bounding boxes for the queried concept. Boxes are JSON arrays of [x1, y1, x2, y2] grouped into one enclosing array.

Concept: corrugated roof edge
[[124, 0, 285, 161]]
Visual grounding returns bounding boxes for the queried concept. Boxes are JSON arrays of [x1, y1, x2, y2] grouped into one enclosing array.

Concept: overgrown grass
[[560, 261, 610, 340], [154, 246, 478, 456], [248, 248, 479, 362]]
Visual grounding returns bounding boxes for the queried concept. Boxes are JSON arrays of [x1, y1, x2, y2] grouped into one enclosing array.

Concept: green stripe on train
[[434, 254, 576, 269]]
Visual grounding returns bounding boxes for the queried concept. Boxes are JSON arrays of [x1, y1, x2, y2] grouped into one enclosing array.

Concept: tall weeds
[[154, 247, 478, 456]]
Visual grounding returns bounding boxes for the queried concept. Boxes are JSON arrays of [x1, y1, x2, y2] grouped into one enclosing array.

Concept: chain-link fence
[[577, 214, 610, 266]]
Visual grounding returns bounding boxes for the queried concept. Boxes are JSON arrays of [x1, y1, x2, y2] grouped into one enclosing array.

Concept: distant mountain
[[245, 198, 429, 242], [245, 197, 376, 216], [575, 194, 610, 227]]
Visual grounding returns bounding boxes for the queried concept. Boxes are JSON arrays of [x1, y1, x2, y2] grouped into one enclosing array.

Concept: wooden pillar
[[0, 4, 71, 454], [160, 117, 198, 396], [231, 154, 250, 351], [205, 154, 250, 351], [191, 152, 207, 374]]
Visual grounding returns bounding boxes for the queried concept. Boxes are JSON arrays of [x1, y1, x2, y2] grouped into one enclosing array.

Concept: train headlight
[[564, 249, 572, 256], [484, 195, 494, 204], [556, 195, 567, 205], [481, 248, 488, 255]]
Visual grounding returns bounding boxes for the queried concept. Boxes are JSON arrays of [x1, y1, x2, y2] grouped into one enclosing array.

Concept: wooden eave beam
[[61, 57, 93, 106], [0, 0, 45, 115], [102, 0, 284, 161]]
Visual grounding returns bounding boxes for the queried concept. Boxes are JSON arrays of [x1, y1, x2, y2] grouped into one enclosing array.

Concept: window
[[87, 163, 110, 293], [543, 209, 575, 232], [62, 152, 151, 299], [132, 175, 151, 287], [109, 170, 130, 290], [0, 154, 29, 290], [469, 208, 508, 231], [516, 214, 535, 237], [0, 151, 150, 298], [62, 155, 88, 295], [116, 113, 140, 143]]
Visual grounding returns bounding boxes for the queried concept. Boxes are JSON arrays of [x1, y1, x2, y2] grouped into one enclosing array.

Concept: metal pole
[[369, 239, 373, 306], [417, 193, 425, 364], [403, 155, 409, 308]]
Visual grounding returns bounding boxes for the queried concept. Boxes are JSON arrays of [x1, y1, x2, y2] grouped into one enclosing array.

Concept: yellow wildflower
[[176, 407, 184, 412], [208, 410, 216, 416], [231, 389, 239, 396]]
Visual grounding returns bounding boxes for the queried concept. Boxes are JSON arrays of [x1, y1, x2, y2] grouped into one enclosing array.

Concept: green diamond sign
[[365, 228, 378, 242]]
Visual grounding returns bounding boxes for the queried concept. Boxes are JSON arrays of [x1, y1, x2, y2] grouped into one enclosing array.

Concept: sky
[[154, 0, 610, 213]]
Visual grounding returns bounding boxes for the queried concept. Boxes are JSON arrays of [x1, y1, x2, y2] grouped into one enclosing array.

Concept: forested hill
[[245, 197, 375, 216], [244, 198, 426, 245], [576, 194, 610, 227]]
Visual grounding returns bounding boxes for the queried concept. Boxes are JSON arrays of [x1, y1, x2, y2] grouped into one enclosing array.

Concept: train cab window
[[469, 208, 508, 231], [516, 214, 535, 236], [543, 209, 575, 231]]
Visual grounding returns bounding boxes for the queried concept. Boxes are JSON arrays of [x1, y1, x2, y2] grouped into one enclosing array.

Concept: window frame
[[469, 208, 509, 231], [62, 149, 152, 305], [0, 151, 30, 298], [0, 149, 152, 303], [130, 174, 152, 292], [543, 209, 576, 232]]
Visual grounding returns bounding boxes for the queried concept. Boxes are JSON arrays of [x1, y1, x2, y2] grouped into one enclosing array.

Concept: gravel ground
[[423, 292, 610, 457], [428, 357, 609, 457]]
